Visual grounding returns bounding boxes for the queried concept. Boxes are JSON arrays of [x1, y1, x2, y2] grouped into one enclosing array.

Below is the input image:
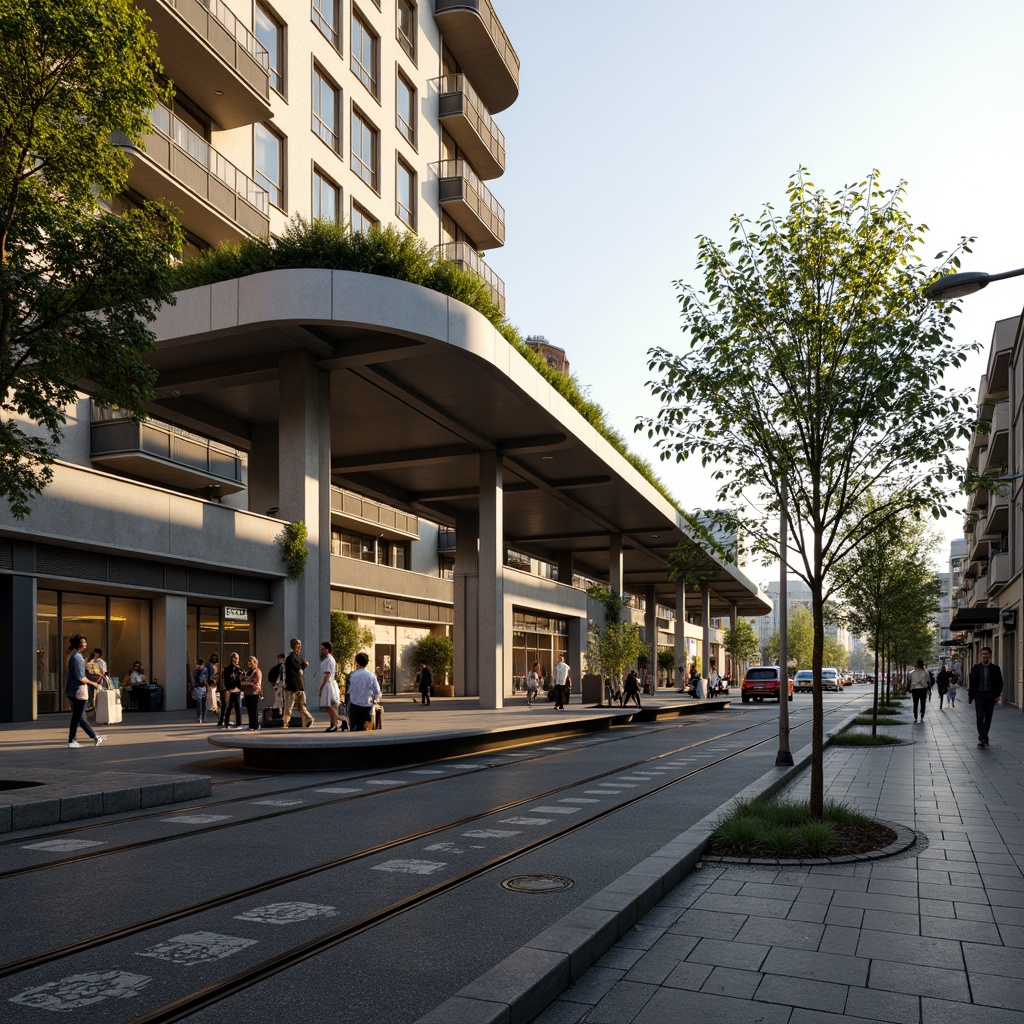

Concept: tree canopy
[[643, 169, 975, 815], [0, 0, 182, 517]]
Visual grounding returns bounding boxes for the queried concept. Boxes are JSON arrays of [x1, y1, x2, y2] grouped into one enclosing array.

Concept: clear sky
[[485, 0, 1024, 570]]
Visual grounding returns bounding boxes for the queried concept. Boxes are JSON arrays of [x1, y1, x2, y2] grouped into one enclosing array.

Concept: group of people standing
[[525, 656, 573, 708], [190, 638, 382, 733]]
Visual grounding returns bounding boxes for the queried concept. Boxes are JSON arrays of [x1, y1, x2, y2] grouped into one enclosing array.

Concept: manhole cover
[[501, 874, 574, 894]]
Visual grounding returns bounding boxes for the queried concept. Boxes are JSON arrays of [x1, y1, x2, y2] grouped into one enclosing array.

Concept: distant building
[[524, 336, 570, 376]]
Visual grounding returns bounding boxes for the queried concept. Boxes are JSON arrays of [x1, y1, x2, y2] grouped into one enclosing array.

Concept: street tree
[[767, 606, 814, 669], [643, 169, 976, 816], [724, 617, 759, 672], [0, 0, 182, 517], [329, 611, 374, 675], [593, 620, 646, 688]]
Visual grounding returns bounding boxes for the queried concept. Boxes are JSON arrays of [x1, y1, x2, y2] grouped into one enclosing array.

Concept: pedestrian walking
[[66, 635, 105, 748], [708, 666, 721, 697], [346, 651, 381, 731], [623, 668, 642, 709], [552, 655, 570, 710], [526, 662, 540, 706], [85, 647, 108, 712], [908, 659, 929, 723], [968, 646, 1003, 747], [947, 677, 958, 707], [282, 638, 314, 728], [319, 642, 341, 732], [416, 661, 433, 705], [268, 653, 285, 719], [937, 664, 951, 709], [242, 656, 263, 730], [205, 653, 221, 720], [219, 652, 243, 729], [192, 659, 208, 724]]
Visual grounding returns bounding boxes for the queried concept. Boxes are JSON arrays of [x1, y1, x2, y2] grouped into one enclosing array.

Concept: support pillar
[[645, 585, 657, 686], [674, 579, 687, 690], [477, 451, 504, 708], [275, 351, 331, 708], [152, 595, 188, 711], [557, 552, 574, 588], [731, 602, 740, 679], [0, 574, 36, 722], [453, 510, 479, 697], [609, 534, 623, 597], [701, 584, 712, 681]]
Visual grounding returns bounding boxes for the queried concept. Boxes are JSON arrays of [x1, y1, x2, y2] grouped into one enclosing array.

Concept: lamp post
[[924, 267, 1024, 302]]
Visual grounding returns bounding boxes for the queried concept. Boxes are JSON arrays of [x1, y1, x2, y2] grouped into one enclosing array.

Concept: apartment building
[[0, 1, 769, 722], [952, 316, 1021, 706]]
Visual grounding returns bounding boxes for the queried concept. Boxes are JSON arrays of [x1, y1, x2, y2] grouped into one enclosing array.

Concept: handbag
[[192, 685, 206, 702], [75, 684, 89, 701]]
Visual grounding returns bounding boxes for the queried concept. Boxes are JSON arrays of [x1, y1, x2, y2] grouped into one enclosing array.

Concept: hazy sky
[[485, 0, 1024, 569]]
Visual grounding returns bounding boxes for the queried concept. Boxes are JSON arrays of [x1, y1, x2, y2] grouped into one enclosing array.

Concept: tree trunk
[[810, 582, 825, 819]]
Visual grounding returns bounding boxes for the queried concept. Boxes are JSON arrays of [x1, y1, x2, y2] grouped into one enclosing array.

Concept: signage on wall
[[224, 607, 249, 622], [1002, 609, 1017, 630]]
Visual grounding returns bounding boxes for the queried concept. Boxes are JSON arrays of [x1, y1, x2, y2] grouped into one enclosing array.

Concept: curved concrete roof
[[150, 269, 771, 617]]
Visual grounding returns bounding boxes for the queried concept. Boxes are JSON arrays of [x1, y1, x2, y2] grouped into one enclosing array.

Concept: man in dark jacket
[[968, 647, 1004, 747], [282, 638, 314, 728], [415, 662, 433, 705]]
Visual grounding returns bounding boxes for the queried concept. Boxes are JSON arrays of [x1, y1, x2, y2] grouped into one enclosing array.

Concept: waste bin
[[135, 684, 164, 712]]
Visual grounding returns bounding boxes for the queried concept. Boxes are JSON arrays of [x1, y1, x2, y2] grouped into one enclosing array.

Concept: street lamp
[[924, 267, 1024, 301]]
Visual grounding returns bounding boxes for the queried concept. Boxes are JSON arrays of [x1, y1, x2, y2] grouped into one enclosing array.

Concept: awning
[[949, 608, 1000, 630], [940, 638, 969, 647]]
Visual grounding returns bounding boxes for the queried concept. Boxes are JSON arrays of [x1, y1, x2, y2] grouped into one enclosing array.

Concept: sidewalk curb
[[414, 709, 861, 1024]]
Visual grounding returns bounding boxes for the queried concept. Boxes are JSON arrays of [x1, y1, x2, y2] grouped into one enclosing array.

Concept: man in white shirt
[[907, 659, 930, 723], [347, 651, 382, 731], [553, 655, 570, 710]]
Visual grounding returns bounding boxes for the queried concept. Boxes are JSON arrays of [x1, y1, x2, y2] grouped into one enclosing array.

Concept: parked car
[[822, 667, 843, 692], [741, 666, 794, 703], [794, 670, 814, 693]]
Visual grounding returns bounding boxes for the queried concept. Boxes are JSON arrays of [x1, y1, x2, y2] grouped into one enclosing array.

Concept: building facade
[[0, 1, 769, 722]]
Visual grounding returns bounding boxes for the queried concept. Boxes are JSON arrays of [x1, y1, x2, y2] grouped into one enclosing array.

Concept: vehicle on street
[[794, 670, 814, 693], [822, 667, 843, 692], [741, 666, 794, 703]]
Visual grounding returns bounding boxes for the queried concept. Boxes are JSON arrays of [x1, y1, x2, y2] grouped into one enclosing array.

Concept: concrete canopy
[[148, 269, 771, 618]]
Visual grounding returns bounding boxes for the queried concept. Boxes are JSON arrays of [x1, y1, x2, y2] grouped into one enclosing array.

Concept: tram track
[[0, 698, 863, 988]]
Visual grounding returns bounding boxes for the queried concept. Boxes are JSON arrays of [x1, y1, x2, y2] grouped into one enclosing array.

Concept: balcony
[[330, 487, 420, 541], [989, 550, 1012, 592], [434, 0, 520, 114], [138, 0, 272, 128], [114, 104, 269, 244], [984, 316, 1015, 396], [90, 407, 245, 494], [437, 242, 505, 311], [435, 160, 505, 249], [974, 572, 989, 605], [437, 75, 505, 180], [980, 400, 1009, 475], [983, 490, 1009, 538]]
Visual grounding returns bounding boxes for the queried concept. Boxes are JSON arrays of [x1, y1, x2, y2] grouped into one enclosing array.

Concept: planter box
[[431, 684, 455, 697]]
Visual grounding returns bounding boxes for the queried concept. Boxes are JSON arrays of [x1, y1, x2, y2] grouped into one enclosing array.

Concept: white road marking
[[137, 932, 257, 966], [22, 839, 103, 852], [373, 859, 447, 875], [499, 816, 553, 825], [251, 799, 305, 806], [559, 798, 598, 804], [314, 787, 360, 794], [235, 902, 337, 925], [408, 769, 445, 774], [365, 779, 403, 786], [530, 806, 580, 814], [10, 971, 151, 1012], [424, 842, 464, 853], [584, 790, 619, 795], [462, 829, 521, 838]]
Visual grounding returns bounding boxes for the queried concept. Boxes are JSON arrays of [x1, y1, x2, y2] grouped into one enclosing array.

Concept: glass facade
[[511, 610, 567, 693]]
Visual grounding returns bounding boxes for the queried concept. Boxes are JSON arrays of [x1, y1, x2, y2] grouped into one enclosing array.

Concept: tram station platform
[[0, 691, 728, 832]]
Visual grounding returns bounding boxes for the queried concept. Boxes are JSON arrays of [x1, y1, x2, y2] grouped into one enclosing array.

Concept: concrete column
[[453, 510, 479, 697], [731, 602, 740, 678], [0, 574, 36, 722], [566, 615, 585, 693], [674, 579, 687, 689], [152, 594, 188, 711], [645, 585, 658, 685], [701, 584, 712, 679], [478, 451, 504, 709], [558, 551, 574, 588], [277, 351, 331, 707], [609, 534, 623, 596]]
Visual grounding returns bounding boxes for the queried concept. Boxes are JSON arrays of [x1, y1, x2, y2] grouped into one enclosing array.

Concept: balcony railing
[[436, 74, 505, 179], [436, 242, 505, 311], [330, 486, 420, 540], [91, 406, 244, 493], [434, 0, 520, 113], [435, 159, 505, 249]]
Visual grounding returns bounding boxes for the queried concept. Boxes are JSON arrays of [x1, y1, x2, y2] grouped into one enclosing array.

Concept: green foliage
[[831, 731, 904, 746], [413, 635, 454, 681], [642, 168, 977, 817], [766, 606, 814, 668], [280, 521, 308, 580], [711, 796, 857, 856], [329, 611, 373, 674], [798, 822, 840, 857], [586, 584, 624, 625], [594, 621, 645, 685], [172, 217, 678, 507], [725, 617, 760, 665], [657, 649, 675, 673], [0, 0, 183, 517], [853, 714, 902, 725]]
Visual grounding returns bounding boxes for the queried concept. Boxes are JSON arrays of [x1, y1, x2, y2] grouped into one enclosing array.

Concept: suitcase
[[95, 688, 122, 725]]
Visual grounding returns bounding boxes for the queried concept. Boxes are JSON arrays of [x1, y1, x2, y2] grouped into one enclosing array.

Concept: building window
[[351, 200, 376, 234], [312, 66, 340, 150], [254, 123, 284, 208], [312, 0, 339, 48], [255, 4, 284, 93], [351, 10, 379, 97], [350, 108, 378, 190], [313, 167, 340, 222], [396, 70, 415, 146], [397, 0, 416, 60], [396, 157, 415, 229]]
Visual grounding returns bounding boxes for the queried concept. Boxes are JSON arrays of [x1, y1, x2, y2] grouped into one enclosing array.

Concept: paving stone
[[754, 972, 848, 1013], [953, 901, 995, 922], [415, 995, 509, 1024], [788, 901, 829, 924], [689, 892, 792, 919], [862, 908, 919, 934], [60, 792, 103, 821], [596, 947, 645, 971], [920, 915, 1000, 944], [921, 995, 1024, 1023], [102, 787, 141, 814], [971, 970, 1024, 1011], [761, 945, 869, 987], [920, 898, 956, 919], [868, 960, 970, 1001], [844, 985, 921, 1024], [996, 923, 1024, 948], [825, 904, 865, 928], [559, 967, 624, 1006], [139, 781, 176, 807], [831, 890, 920, 914], [630, 987, 792, 1024], [819, 924, 860, 955], [12, 798, 60, 830], [531, 1000, 590, 1024], [857, 929, 962, 967], [962, 942, 1024, 979], [667, 908, 746, 940], [686, 936, 769, 971], [624, 953, 687, 986], [699, 966, 761, 999], [586, 980, 658, 1023], [735, 914, 823, 950]]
